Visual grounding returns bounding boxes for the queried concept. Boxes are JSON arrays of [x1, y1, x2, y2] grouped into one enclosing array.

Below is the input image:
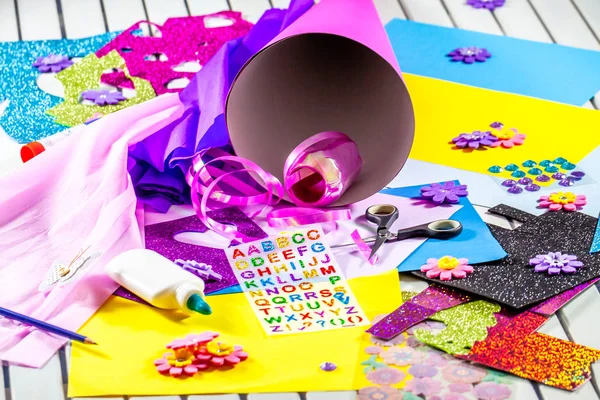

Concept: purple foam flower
[[421, 181, 468, 204], [529, 252, 584, 275], [447, 47, 492, 64], [32, 54, 73, 73], [467, 0, 506, 10], [452, 131, 497, 149], [81, 89, 127, 106]]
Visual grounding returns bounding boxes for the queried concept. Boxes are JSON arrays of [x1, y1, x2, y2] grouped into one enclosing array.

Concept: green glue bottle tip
[[187, 294, 212, 315]]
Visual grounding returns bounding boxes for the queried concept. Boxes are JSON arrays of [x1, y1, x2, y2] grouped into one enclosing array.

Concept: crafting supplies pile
[[0, 0, 599, 398]]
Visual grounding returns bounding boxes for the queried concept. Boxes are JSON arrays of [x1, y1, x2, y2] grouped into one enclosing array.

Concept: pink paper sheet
[[0, 94, 184, 368]]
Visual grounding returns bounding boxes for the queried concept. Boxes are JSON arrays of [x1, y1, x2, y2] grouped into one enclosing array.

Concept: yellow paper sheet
[[69, 271, 403, 397], [405, 74, 600, 175]]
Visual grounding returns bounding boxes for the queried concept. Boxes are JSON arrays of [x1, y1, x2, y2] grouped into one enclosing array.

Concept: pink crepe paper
[[0, 94, 184, 368]]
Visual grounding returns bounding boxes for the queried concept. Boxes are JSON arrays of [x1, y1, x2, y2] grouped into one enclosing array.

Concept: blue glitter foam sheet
[[0, 32, 118, 144]]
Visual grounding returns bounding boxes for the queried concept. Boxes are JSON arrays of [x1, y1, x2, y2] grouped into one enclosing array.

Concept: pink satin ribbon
[[350, 229, 379, 265], [187, 132, 361, 241]]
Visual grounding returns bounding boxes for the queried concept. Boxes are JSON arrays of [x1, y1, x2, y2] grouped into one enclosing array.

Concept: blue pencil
[[0, 306, 97, 345]]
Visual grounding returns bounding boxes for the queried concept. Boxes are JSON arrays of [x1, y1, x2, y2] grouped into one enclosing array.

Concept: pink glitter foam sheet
[[96, 12, 253, 95]]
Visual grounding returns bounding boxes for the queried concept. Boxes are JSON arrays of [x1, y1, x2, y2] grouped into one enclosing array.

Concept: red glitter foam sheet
[[459, 311, 600, 391]]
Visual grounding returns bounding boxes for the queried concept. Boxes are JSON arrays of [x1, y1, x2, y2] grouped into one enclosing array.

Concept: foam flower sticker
[[442, 364, 487, 384], [194, 339, 248, 367], [155, 341, 201, 377], [489, 125, 526, 149], [529, 252, 584, 275], [447, 47, 491, 64], [366, 367, 406, 385], [358, 386, 402, 400], [421, 181, 468, 204], [538, 192, 586, 211], [452, 131, 497, 149], [421, 256, 473, 281], [154, 332, 245, 377], [474, 382, 512, 400], [380, 347, 425, 366], [467, 0, 506, 10], [81, 89, 126, 106], [360, 355, 388, 372], [33, 54, 73, 73]]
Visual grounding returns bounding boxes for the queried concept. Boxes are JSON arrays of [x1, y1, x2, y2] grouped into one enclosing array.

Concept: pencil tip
[[84, 338, 98, 345]]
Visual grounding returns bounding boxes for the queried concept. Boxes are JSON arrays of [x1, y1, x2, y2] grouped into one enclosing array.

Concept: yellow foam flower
[[548, 192, 576, 205], [438, 256, 460, 270], [166, 348, 195, 367], [206, 341, 234, 357]]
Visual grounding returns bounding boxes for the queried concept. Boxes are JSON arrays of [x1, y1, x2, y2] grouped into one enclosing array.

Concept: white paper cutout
[[39, 247, 102, 291]]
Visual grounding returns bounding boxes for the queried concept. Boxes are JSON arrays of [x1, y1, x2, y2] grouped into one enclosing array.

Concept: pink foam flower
[[420, 256, 473, 281], [539, 192, 586, 212], [194, 340, 249, 368], [490, 126, 526, 149]]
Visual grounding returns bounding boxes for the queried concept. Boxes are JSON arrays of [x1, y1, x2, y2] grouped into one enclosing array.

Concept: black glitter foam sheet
[[487, 204, 536, 223], [413, 205, 599, 309]]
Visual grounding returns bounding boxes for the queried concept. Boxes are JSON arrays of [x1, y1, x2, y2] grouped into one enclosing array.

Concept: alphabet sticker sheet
[[225, 226, 369, 335]]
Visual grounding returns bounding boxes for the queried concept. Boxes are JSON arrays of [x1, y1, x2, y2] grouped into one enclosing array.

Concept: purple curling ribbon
[[186, 132, 360, 240]]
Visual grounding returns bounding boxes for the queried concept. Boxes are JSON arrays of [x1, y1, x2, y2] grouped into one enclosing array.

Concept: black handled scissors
[[333, 204, 463, 259]]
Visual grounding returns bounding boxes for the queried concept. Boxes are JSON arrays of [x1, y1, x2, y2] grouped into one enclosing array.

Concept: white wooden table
[[2, 0, 600, 399]]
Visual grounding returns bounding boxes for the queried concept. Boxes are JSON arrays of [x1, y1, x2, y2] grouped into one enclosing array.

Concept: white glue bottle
[[105, 249, 212, 315]]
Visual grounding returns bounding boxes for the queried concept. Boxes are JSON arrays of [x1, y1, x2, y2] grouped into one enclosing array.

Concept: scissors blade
[[369, 234, 387, 260]]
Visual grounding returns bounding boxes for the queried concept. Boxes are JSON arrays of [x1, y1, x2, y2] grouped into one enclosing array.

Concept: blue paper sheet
[[386, 19, 600, 106], [381, 181, 507, 272]]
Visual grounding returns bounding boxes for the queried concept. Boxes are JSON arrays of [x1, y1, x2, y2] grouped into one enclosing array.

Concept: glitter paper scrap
[[529, 277, 600, 316], [415, 205, 600, 309], [96, 13, 253, 94], [0, 32, 118, 143], [459, 311, 600, 391], [46, 51, 155, 126], [367, 285, 470, 339], [415, 300, 500, 355]]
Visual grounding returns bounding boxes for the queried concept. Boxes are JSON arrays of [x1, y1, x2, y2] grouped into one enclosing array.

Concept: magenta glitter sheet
[[96, 12, 253, 94], [367, 285, 471, 339]]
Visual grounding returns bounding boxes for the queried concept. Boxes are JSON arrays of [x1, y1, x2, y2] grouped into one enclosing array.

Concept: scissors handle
[[395, 219, 463, 241], [366, 204, 398, 230]]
